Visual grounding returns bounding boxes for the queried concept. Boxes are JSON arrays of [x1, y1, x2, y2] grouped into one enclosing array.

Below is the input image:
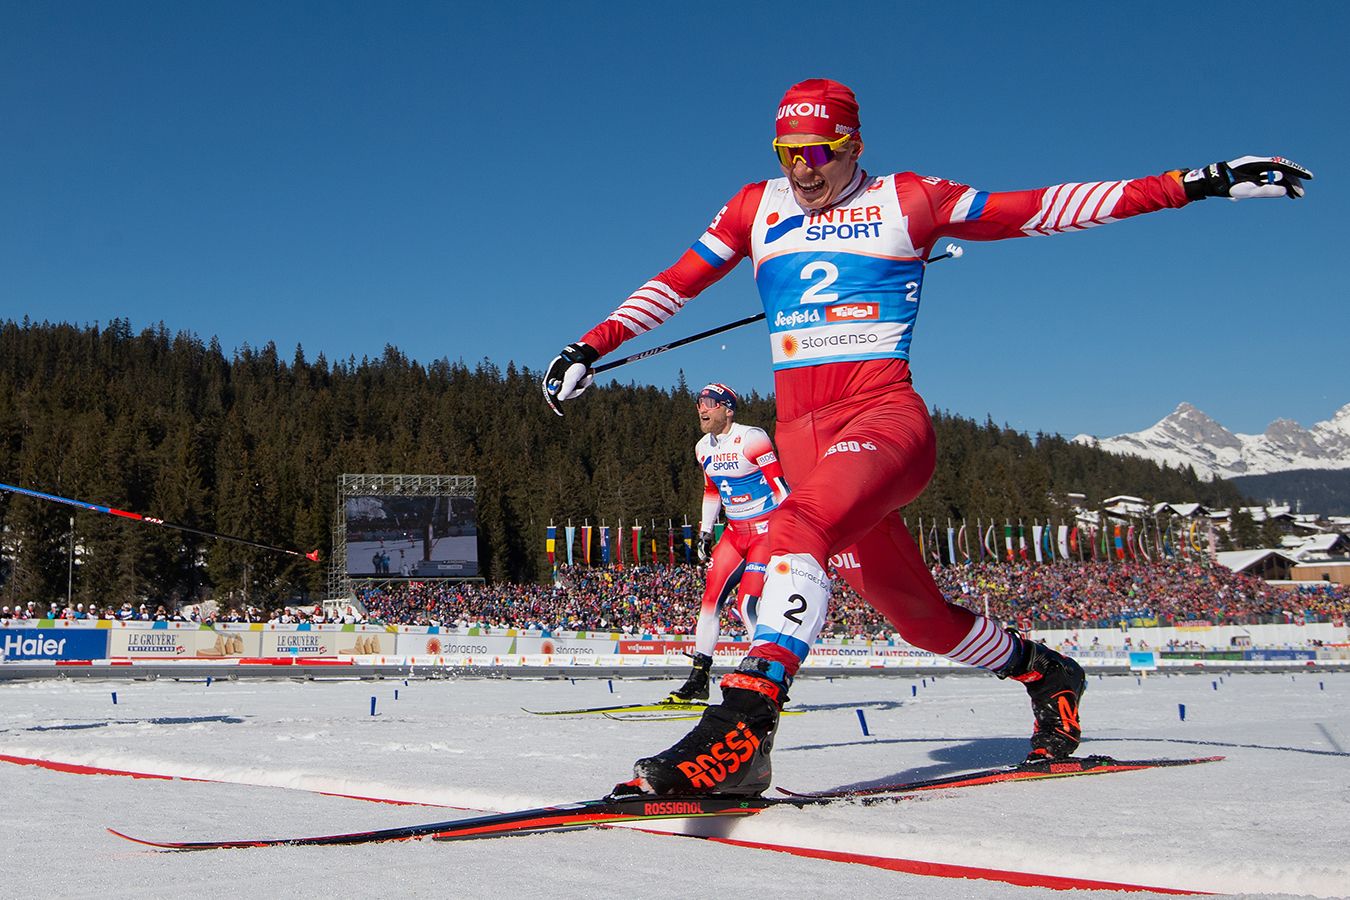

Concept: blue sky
[[3, 0, 1344, 439]]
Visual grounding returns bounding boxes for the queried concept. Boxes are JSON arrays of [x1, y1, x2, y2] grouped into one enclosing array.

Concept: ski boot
[[997, 631, 1086, 762], [661, 652, 712, 704], [628, 659, 786, 796]]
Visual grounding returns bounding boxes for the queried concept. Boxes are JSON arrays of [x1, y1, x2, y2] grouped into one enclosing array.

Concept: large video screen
[[344, 495, 479, 578]]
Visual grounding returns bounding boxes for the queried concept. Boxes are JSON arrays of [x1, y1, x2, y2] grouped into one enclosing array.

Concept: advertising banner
[[109, 629, 194, 658], [395, 632, 516, 657], [1244, 649, 1317, 661], [1, 627, 108, 661], [1129, 651, 1159, 671], [260, 627, 395, 657]]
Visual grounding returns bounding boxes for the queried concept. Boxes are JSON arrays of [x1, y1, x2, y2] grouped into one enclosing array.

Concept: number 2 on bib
[[799, 261, 839, 305]]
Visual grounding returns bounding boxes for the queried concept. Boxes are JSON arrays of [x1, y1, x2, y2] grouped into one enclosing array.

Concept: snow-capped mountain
[[1073, 402, 1350, 480]]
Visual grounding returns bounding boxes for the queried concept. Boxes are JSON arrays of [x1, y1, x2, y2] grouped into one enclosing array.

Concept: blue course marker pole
[[608, 679, 614, 693], [856, 709, 871, 737], [394, 689, 399, 701], [911, 685, 917, 697], [1178, 703, 1186, 722], [111, 691, 118, 705], [206, 676, 213, 687], [370, 696, 377, 716], [1212, 681, 1218, 691]]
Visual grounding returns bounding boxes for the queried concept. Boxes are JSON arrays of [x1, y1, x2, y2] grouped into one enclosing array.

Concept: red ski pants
[[767, 382, 977, 655]]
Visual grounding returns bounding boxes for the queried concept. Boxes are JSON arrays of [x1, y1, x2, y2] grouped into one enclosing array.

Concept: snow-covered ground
[[1, 671, 1346, 899]]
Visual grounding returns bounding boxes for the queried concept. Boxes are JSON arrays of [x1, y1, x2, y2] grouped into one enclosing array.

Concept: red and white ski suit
[[694, 422, 789, 656], [580, 166, 1191, 678]]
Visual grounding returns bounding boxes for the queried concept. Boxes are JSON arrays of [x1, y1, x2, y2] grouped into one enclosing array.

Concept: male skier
[[543, 78, 1310, 796], [665, 383, 789, 704]]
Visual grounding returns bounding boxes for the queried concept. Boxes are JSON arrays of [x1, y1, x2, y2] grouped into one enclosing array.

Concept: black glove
[[1181, 156, 1312, 201], [542, 342, 598, 417], [696, 531, 714, 566]]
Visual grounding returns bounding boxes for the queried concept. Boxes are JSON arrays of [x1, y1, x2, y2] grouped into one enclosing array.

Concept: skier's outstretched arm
[[920, 155, 1311, 244]]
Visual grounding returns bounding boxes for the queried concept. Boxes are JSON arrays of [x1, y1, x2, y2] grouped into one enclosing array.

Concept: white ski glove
[[542, 342, 598, 417]]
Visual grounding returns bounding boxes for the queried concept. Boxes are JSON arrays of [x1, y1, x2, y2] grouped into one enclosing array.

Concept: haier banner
[[1, 628, 109, 661]]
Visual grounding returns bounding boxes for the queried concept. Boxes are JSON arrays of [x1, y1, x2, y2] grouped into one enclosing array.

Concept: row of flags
[[911, 517, 1213, 567], [545, 516, 1214, 571], [546, 521, 724, 569]]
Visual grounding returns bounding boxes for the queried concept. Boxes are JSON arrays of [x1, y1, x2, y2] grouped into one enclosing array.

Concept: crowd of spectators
[[356, 559, 1350, 636], [0, 600, 348, 626], [6, 560, 1346, 636]]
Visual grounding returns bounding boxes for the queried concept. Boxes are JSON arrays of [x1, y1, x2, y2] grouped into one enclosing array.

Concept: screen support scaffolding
[[328, 474, 477, 607]]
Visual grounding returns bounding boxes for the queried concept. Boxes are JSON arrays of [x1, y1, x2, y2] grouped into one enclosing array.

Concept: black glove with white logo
[[696, 531, 714, 566], [1181, 156, 1312, 201], [542, 342, 598, 417]]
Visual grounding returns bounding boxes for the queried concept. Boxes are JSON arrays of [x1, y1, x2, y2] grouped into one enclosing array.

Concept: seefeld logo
[[774, 308, 820, 328]]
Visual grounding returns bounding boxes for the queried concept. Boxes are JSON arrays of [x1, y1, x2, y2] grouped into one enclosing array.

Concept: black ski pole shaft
[[592, 313, 765, 374], [592, 244, 963, 375], [0, 481, 321, 563]]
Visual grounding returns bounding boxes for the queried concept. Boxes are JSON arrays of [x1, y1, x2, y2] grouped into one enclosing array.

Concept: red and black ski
[[107, 754, 1222, 851], [107, 792, 819, 851], [776, 754, 1225, 799]]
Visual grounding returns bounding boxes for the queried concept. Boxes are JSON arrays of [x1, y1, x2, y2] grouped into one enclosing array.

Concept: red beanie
[[775, 79, 860, 138]]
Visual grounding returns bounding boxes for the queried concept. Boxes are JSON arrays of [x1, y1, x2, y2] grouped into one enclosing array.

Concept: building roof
[[1215, 549, 1300, 573]]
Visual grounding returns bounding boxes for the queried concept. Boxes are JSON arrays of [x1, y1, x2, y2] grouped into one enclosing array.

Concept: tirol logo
[[826, 303, 879, 322], [777, 102, 830, 120], [773, 308, 820, 328]]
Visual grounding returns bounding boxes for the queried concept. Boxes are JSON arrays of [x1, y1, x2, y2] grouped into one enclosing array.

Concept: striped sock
[[945, 617, 1017, 671]]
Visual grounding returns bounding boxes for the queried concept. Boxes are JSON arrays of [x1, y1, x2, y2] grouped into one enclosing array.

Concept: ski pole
[[0, 481, 321, 563], [592, 244, 963, 375]]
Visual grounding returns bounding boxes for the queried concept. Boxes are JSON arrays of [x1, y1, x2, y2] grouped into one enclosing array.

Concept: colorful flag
[[564, 525, 575, 566], [616, 523, 625, 568], [1003, 523, 1014, 562], [1126, 525, 1137, 560], [917, 518, 926, 562], [1058, 524, 1070, 560], [1042, 524, 1054, 562], [632, 522, 642, 565], [600, 525, 611, 566], [682, 522, 692, 562], [946, 524, 957, 566], [1032, 524, 1044, 563], [957, 520, 970, 561], [1113, 524, 1125, 560], [582, 525, 592, 565], [1018, 522, 1028, 560], [546, 524, 556, 569], [983, 522, 997, 559], [667, 523, 675, 566]]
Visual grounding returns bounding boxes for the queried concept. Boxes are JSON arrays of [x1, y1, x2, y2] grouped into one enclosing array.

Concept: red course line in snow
[[0, 753, 449, 807], [704, 836, 1215, 895]]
